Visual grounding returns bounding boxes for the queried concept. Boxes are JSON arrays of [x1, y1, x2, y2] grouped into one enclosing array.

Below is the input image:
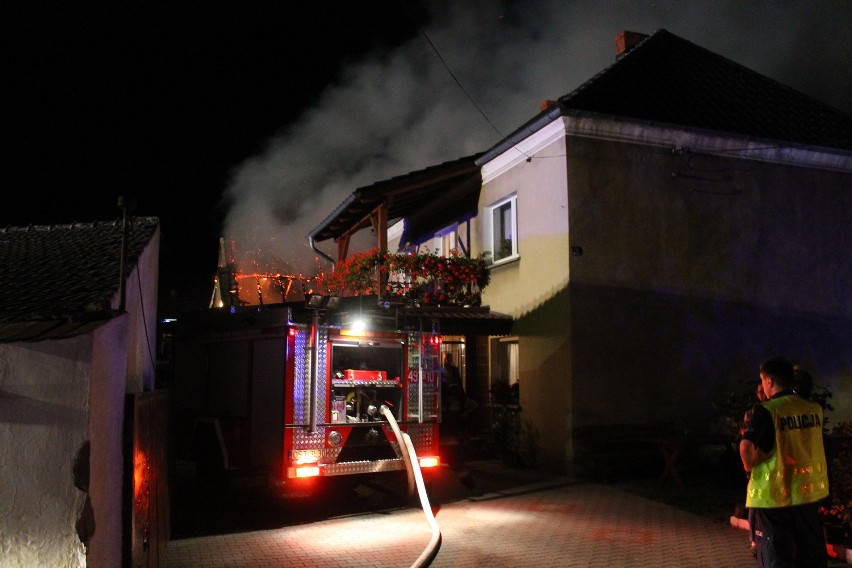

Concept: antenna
[[117, 196, 137, 312]]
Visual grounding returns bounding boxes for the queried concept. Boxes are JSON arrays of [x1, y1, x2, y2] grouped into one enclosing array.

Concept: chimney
[[615, 30, 648, 58], [539, 99, 558, 112]]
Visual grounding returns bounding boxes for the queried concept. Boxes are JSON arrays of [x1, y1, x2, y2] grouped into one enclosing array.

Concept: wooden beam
[[371, 203, 388, 292], [371, 203, 388, 253], [336, 234, 351, 263]]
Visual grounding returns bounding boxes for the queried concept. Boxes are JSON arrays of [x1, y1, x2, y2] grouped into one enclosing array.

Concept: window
[[440, 338, 466, 386], [487, 195, 518, 263], [490, 337, 519, 405]]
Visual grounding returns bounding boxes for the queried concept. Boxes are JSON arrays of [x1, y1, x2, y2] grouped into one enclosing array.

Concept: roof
[[0, 217, 160, 341], [478, 29, 852, 164], [307, 155, 482, 245], [175, 298, 513, 338], [395, 305, 513, 336]]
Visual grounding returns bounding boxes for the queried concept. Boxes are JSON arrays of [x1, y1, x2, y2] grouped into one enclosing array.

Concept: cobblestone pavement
[[163, 462, 771, 568]]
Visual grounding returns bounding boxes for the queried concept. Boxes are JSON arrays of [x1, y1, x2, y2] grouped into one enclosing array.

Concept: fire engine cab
[[169, 299, 443, 492]]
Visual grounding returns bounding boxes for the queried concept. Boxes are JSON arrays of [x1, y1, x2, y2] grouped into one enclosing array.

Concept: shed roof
[[0, 217, 159, 341], [307, 155, 482, 245]]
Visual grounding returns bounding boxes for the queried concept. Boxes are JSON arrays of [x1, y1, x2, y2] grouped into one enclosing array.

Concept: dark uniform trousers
[[752, 501, 827, 568]]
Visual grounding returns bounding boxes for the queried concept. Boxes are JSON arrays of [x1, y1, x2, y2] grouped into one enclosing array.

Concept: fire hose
[[382, 405, 442, 567]]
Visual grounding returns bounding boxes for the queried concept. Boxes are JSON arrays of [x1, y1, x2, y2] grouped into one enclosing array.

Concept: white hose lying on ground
[[382, 405, 442, 567]]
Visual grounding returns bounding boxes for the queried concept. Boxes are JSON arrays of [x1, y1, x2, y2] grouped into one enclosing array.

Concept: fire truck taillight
[[418, 456, 440, 468], [295, 465, 321, 478]]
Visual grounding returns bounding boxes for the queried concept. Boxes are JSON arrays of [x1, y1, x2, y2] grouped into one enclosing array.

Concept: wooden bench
[[573, 422, 687, 485]]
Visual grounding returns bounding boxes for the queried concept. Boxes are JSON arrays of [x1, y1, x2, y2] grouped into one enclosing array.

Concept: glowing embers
[[234, 273, 311, 306]]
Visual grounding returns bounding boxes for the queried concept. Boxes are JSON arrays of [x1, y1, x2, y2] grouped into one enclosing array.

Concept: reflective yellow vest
[[746, 394, 829, 508]]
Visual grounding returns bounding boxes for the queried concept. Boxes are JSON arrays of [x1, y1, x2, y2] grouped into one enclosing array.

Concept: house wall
[[0, 229, 159, 567], [88, 315, 129, 568], [478, 132, 575, 471], [113, 227, 160, 393], [478, 130, 571, 318], [565, 135, 852, 431], [477, 116, 852, 473], [0, 317, 130, 568], [0, 336, 91, 567]]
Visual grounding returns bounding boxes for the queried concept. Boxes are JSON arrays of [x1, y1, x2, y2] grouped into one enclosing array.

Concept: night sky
[[4, 1, 851, 315], [3, 2, 425, 312]]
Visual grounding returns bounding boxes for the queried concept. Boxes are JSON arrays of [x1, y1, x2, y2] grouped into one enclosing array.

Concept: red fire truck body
[[170, 303, 442, 490]]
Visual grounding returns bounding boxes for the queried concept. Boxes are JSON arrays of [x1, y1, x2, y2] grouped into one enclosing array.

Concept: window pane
[[493, 201, 513, 260]]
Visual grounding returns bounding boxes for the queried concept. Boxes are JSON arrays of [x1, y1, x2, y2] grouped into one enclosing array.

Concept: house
[[471, 28, 852, 472], [0, 216, 165, 567], [309, 29, 852, 474]]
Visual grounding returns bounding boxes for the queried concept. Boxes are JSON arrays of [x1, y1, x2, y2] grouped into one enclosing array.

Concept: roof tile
[[0, 218, 159, 328], [560, 29, 852, 150]]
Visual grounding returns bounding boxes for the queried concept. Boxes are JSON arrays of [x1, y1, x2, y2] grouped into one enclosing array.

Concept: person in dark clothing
[[740, 356, 829, 568], [440, 352, 481, 496], [792, 365, 814, 400], [741, 382, 768, 557]]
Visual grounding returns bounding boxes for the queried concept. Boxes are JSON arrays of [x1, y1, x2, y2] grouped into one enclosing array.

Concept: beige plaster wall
[[477, 135, 576, 472], [478, 135, 570, 319]]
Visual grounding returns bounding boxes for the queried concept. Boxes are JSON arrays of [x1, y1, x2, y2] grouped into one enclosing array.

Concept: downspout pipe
[[308, 235, 335, 269]]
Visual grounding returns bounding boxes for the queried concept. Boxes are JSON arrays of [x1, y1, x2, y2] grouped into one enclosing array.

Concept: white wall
[[88, 316, 129, 568], [0, 336, 91, 567], [113, 227, 160, 393]]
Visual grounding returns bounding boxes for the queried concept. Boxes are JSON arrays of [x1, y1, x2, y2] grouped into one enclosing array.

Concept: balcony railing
[[319, 248, 490, 307]]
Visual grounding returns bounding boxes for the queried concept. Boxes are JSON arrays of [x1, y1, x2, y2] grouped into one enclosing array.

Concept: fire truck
[[168, 299, 443, 493]]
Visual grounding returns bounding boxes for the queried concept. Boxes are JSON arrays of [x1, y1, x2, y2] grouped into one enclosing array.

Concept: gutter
[[475, 103, 566, 167]]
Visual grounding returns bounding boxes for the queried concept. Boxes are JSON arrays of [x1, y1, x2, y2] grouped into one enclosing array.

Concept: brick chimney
[[615, 30, 648, 57]]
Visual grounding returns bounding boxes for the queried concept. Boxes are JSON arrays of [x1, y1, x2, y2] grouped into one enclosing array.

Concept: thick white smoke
[[222, 0, 852, 276]]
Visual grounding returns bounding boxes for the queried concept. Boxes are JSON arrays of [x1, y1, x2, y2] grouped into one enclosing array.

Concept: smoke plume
[[222, 0, 852, 276]]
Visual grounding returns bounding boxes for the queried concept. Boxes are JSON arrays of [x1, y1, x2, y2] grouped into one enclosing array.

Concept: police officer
[[740, 356, 829, 567]]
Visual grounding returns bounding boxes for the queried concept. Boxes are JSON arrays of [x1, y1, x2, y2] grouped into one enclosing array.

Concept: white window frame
[[486, 194, 518, 264]]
